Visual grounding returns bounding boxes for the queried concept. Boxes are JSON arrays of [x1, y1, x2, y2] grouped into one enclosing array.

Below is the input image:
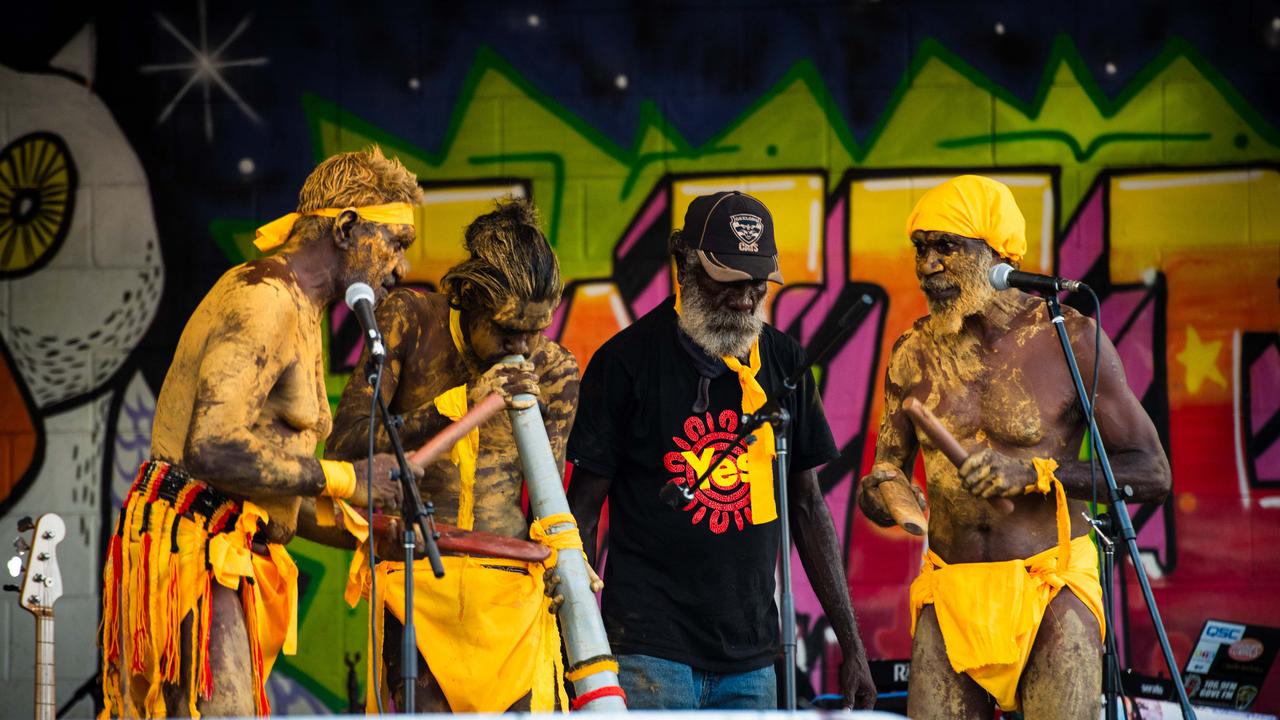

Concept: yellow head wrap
[[253, 202, 416, 253], [905, 175, 1026, 262]]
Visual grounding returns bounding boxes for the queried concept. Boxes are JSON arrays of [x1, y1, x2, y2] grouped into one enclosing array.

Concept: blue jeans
[[617, 654, 777, 709]]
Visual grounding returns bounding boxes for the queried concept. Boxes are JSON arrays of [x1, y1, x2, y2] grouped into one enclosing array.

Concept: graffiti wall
[[2, 2, 1278, 715]]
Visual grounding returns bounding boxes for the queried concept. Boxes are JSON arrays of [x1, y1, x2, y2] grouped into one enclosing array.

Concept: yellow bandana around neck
[[253, 202, 415, 253], [449, 306, 469, 356], [434, 384, 480, 530], [673, 280, 778, 524]]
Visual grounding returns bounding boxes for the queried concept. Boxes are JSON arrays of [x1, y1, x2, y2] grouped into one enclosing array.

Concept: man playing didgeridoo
[[325, 198, 582, 713], [99, 147, 418, 717], [856, 175, 1171, 719]]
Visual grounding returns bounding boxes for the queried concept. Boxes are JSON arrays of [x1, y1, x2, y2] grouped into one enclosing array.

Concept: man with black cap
[[566, 192, 876, 709]]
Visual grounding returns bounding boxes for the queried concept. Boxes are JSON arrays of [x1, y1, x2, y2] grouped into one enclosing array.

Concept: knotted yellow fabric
[[908, 460, 1103, 711], [100, 461, 297, 719], [253, 202, 415, 252], [673, 282, 778, 524], [208, 502, 299, 672], [318, 459, 356, 499], [905, 175, 1027, 262], [434, 384, 480, 530], [527, 512, 585, 569], [199, 501, 298, 714], [449, 306, 467, 356], [1027, 457, 1059, 496]]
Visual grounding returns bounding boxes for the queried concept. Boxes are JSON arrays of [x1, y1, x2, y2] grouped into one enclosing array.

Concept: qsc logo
[[1205, 621, 1247, 642]]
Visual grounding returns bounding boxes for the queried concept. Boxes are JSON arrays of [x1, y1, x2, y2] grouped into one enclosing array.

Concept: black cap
[[682, 191, 783, 284]]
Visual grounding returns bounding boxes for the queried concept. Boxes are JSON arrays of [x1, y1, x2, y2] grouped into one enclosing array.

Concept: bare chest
[[261, 327, 330, 444], [911, 331, 1075, 453]]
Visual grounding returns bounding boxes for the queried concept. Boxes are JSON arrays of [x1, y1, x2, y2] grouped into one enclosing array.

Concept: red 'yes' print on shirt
[[663, 410, 776, 534]]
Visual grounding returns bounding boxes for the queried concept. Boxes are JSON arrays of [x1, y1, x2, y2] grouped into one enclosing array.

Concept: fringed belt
[[99, 459, 292, 718]]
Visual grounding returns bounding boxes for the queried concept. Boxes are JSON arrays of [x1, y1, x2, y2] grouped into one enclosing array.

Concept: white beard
[[678, 279, 765, 359], [923, 254, 998, 338]]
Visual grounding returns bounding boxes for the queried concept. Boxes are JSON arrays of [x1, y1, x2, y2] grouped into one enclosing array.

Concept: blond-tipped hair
[[441, 197, 561, 314], [297, 146, 422, 212]]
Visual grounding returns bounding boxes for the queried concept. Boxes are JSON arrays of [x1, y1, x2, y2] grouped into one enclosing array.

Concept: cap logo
[[729, 213, 763, 252]]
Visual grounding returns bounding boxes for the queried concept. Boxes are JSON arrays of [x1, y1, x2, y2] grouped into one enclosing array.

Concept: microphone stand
[[660, 294, 874, 710], [364, 357, 445, 715], [1042, 293, 1195, 719]]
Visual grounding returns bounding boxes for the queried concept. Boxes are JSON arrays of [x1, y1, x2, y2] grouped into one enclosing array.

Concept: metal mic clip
[[659, 481, 695, 509]]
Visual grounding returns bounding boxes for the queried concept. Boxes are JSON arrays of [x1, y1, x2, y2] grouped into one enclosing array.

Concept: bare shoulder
[[899, 321, 927, 353], [379, 286, 439, 322], [203, 260, 302, 331], [533, 336, 580, 379], [1060, 301, 1097, 331]]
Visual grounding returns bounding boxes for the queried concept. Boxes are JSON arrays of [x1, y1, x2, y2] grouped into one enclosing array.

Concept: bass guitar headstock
[[6, 514, 65, 617]]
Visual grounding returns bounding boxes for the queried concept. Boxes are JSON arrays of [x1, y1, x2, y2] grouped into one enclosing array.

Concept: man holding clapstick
[[856, 175, 1171, 719]]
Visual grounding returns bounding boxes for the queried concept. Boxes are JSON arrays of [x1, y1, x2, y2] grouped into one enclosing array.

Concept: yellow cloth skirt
[[351, 553, 565, 713], [909, 533, 1105, 711]]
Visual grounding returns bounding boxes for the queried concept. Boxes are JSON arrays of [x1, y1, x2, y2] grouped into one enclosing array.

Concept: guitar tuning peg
[[2, 584, 18, 593], [16, 517, 34, 532]]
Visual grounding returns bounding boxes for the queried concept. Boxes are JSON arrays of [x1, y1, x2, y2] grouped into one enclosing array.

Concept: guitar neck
[[35, 611, 54, 720]]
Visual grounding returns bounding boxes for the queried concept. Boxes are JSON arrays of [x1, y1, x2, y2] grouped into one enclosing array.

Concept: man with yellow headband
[[568, 191, 876, 710], [856, 175, 1171, 718], [98, 147, 420, 718], [325, 197, 581, 712]]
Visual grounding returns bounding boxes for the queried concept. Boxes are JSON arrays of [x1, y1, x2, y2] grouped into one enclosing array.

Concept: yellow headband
[[253, 202, 416, 253], [905, 175, 1026, 262]]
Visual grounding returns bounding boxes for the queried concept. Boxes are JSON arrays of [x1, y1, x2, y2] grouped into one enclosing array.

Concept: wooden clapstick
[[877, 480, 927, 536], [408, 392, 506, 467], [361, 511, 551, 564], [902, 398, 1015, 513]]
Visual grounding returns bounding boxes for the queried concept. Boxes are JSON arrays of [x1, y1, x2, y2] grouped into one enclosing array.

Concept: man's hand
[[840, 646, 878, 710], [349, 453, 422, 510], [958, 448, 1034, 498], [543, 563, 604, 614], [857, 462, 925, 526], [372, 517, 428, 560], [470, 360, 540, 410]]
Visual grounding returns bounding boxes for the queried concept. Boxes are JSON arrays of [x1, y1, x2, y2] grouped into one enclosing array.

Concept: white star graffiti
[[140, 0, 268, 142]]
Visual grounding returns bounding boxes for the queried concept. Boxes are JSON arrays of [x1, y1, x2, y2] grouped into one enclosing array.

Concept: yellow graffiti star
[[1175, 325, 1227, 394]]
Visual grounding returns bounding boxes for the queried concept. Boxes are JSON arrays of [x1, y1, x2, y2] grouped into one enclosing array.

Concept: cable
[[1083, 285, 1130, 720], [1084, 285, 1103, 516], [367, 361, 384, 715]]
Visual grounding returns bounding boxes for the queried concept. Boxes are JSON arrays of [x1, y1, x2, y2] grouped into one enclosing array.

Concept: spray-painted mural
[[2, 2, 1279, 715]]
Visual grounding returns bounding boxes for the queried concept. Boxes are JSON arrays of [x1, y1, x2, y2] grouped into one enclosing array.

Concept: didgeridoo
[[502, 355, 625, 710], [901, 398, 1015, 514]]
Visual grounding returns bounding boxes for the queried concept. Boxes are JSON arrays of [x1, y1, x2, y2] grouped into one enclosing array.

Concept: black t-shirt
[[567, 298, 839, 673]]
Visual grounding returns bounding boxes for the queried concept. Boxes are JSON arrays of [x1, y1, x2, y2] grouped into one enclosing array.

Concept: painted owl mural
[[0, 26, 163, 714]]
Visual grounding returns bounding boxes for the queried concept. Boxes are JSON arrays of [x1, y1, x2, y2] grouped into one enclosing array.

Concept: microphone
[[989, 263, 1085, 293], [344, 283, 386, 363]]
